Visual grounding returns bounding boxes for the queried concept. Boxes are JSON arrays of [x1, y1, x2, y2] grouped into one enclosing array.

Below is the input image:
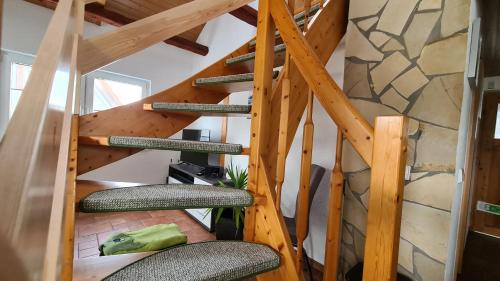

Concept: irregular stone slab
[[419, 0, 443, 10], [398, 239, 414, 273], [343, 246, 358, 268], [440, 73, 464, 109], [369, 31, 391, 48], [357, 17, 379, 31], [353, 229, 365, 259], [342, 140, 369, 173], [441, 0, 470, 37], [404, 11, 442, 59], [343, 225, 354, 245], [369, 63, 377, 69], [349, 0, 389, 19], [371, 52, 411, 94], [408, 118, 421, 136], [350, 99, 400, 126], [347, 169, 371, 194], [343, 188, 368, 234], [414, 252, 445, 281], [344, 62, 373, 99], [380, 88, 410, 113], [414, 123, 458, 172], [417, 33, 468, 75], [405, 173, 455, 210], [346, 22, 384, 62], [410, 172, 428, 181], [377, 0, 419, 36], [382, 39, 404, 52], [408, 74, 462, 129], [407, 138, 416, 166], [391, 67, 429, 98], [360, 191, 369, 209], [401, 201, 450, 263]]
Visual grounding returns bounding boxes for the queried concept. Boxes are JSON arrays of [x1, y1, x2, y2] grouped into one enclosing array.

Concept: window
[[83, 71, 150, 114], [495, 104, 500, 139], [9, 62, 32, 118]]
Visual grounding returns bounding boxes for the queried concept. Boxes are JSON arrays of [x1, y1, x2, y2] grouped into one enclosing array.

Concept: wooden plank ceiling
[[24, 0, 258, 56]]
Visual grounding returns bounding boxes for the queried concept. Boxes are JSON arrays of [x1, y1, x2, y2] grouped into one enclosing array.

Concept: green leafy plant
[[204, 162, 248, 232]]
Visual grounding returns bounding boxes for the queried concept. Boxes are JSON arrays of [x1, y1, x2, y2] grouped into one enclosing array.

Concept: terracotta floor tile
[[79, 240, 98, 251], [112, 223, 130, 232], [141, 216, 177, 227], [79, 247, 100, 258], [97, 230, 120, 245], [77, 234, 97, 243], [123, 211, 152, 221], [148, 210, 181, 218], [79, 221, 113, 237]]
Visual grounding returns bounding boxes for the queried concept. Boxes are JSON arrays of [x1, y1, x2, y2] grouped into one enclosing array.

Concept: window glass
[[9, 63, 32, 117], [92, 78, 144, 112], [495, 104, 500, 139]]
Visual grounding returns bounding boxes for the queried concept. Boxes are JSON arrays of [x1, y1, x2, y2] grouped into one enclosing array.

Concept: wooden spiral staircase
[[0, 0, 409, 280]]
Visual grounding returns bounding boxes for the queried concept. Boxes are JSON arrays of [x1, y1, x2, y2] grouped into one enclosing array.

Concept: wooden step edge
[[79, 136, 110, 146], [75, 180, 146, 206]]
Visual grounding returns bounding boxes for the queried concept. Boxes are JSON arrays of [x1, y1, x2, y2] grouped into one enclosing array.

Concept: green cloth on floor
[[99, 223, 187, 256]]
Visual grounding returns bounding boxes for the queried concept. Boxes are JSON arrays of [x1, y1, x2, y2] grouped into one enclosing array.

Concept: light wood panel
[[0, 0, 77, 279], [323, 130, 344, 281], [270, 0, 374, 166], [78, 0, 253, 74], [220, 97, 230, 167], [363, 116, 408, 281], [77, 42, 250, 175]]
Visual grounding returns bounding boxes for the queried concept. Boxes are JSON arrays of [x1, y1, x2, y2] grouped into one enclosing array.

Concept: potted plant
[[205, 162, 247, 240]]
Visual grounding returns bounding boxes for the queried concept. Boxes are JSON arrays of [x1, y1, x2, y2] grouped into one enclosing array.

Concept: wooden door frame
[[470, 92, 500, 237]]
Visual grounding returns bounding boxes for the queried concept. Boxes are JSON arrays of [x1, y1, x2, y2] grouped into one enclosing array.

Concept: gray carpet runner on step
[[80, 184, 254, 212], [108, 136, 242, 154], [226, 44, 286, 65], [194, 71, 279, 86], [150, 103, 251, 114], [102, 241, 280, 281]]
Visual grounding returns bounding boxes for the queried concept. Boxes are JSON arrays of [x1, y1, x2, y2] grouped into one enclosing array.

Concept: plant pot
[[214, 209, 243, 240]]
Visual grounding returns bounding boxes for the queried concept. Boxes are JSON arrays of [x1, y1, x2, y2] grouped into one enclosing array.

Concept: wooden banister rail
[[78, 0, 253, 74], [270, 0, 374, 166], [0, 0, 81, 279]]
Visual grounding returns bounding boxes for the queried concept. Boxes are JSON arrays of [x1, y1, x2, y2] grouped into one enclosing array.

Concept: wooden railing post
[[323, 129, 344, 281], [363, 116, 408, 281]]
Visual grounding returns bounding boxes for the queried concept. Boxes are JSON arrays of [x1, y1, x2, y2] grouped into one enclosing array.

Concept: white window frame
[[0, 50, 35, 138], [82, 70, 151, 114]]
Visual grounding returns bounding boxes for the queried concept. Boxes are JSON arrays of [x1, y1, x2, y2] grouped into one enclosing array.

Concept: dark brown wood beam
[[229, 5, 257, 26], [23, 0, 209, 56]]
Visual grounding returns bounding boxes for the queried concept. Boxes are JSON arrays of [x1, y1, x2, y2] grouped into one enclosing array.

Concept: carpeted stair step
[[80, 184, 254, 212], [248, 4, 320, 48], [102, 241, 281, 281], [79, 136, 244, 155], [193, 70, 279, 92], [144, 102, 251, 116], [226, 44, 286, 67]]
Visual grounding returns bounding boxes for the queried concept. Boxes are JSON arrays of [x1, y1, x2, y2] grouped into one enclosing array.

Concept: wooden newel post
[[363, 116, 408, 281]]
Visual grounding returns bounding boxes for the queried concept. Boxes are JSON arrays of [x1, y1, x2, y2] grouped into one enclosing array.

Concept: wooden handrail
[[78, 0, 253, 74], [270, 0, 374, 166], [0, 0, 80, 279]]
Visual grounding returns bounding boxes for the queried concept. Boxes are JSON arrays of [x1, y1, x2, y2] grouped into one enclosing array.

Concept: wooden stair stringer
[[77, 42, 251, 175], [261, 0, 348, 188]]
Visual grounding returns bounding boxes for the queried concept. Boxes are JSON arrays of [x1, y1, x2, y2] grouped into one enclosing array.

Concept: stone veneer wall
[[340, 0, 470, 280]]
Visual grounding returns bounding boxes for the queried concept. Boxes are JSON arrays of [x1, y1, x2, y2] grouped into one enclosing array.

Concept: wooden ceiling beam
[[24, 0, 209, 56], [229, 5, 257, 26]]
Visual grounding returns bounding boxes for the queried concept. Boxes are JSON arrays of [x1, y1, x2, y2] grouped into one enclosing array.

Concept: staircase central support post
[[294, 0, 313, 272], [323, 129, 344, 281], [275, 0, 295, 212], [247, 0, 303, 280]]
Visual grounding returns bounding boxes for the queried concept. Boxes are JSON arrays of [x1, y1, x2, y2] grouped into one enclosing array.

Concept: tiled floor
[[74, 209, 215, 259]]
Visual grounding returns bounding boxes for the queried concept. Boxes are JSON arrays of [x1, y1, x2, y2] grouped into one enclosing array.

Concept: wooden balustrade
[[323, 130, 344, 281]]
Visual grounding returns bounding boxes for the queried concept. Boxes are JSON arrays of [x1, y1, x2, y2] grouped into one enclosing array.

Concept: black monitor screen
[[180, 129, 210, 167]]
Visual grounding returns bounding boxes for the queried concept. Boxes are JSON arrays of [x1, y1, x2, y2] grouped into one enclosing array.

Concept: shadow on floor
[[458, 231, 500, 281]]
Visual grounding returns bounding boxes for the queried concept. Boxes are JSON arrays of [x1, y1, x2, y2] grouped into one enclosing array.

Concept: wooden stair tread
[[79, 136, 244, 155], [144, 102, 251, 116], [80, 184, 254, 212], [99, 241, 280, 281]]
